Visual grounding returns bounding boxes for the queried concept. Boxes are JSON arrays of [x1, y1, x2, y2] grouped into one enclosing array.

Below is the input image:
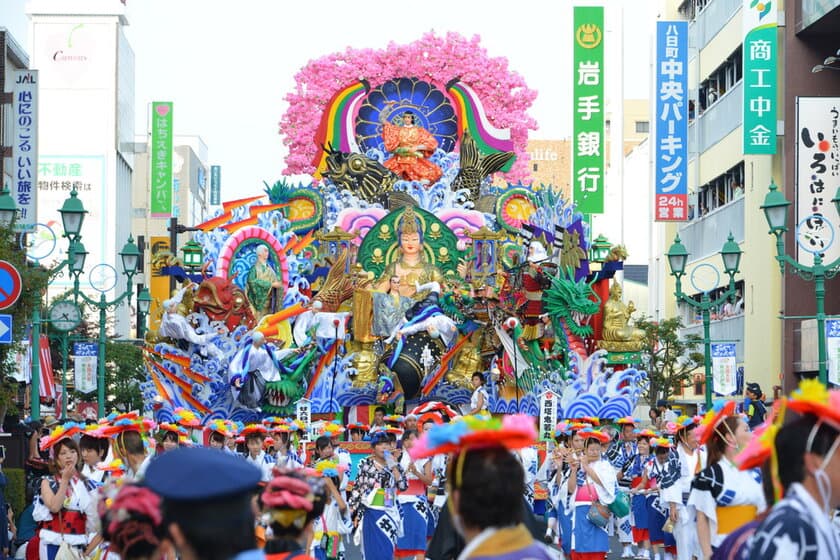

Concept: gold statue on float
[[597, 281, 646, 352]]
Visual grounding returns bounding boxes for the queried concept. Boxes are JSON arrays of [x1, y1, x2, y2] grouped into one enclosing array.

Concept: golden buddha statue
[[598, 281, 646, 352]]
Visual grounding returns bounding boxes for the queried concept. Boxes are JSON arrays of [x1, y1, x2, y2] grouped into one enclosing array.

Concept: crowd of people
[[4, 379, 840, 560]]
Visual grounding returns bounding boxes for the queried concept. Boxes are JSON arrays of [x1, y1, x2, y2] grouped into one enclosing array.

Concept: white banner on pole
[[711, 343, 738, 395], [73, 342, 98, 394], [827, 319, 840, 386], [539, 389, 559, 441]]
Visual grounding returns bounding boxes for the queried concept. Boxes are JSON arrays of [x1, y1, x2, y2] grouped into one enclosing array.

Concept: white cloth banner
[[73, 342, 98, 394], [711, 343, 737, 395]]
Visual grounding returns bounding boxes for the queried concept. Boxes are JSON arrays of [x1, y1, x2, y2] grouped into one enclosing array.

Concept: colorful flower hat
[[409, 401, 459, 420], [579, 428, 611, 444], [384, 414, 405, 425], [635, 428, 658, 440], [262, 416, 286, 428], [82, 423, 109, 439], [272, 423, 294, 435], [320, 422, 345, 438], [697, 400, 738, 446], [385, 426, 404, 437], [665, 414, 698, 435], [101, 413, 156, 437], [786, 378, 840, 429], [554, 421, 571, 438], [568, 421, 590, 432], [311, 460, 347, 479], [158, 422, 188, 438], [207, 419, 235, 439], [172, 407, 202, 429], [615, 416, 638, 426], [288, 419, 307, 433], [40, 422, 84, 451], [347, 422, 371, 431], [579, 416, 601, 427], [651, 437, 674, 449], [409, 414, 537, 460], [240, 424, 269, 439], [264, 437, 276, 449]]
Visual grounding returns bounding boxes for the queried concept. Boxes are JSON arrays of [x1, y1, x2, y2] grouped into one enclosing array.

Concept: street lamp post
[[666, 233, 742, 408], [137, 287, 152, 341], [761, 181, 840, 385]]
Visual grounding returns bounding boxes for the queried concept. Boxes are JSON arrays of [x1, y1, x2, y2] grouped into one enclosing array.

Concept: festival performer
[[521, 242, 550, 340], [78, 426, 110, 484], [157, 422, 187, 454], [272, 424, 305, 470], [410, 414, 556, 560], [627, 429, 656, 560], [347, 422, 369, 442], [311, 437, 350, 560], [105, 413, 155, 482], [556, 422, 587, 557], [643, 438, 679, 560], [467, 372, 489, 415], [98, 484, 165, 560], [660, 416, 705, 560], [242, 424, 276, 482], [537, 421, 571, 546], [382, 110, 443, 185], [321, 422, 352, 490], [606, 417, 639, 558], [743, 380, 840, 558], [396, 429, 433, 560], [688, 401, 765, 559], [31, 423, 100, 560], [347, 431, 407, 559], [207, 419, 236, 452], [517, 442, 540, 511], [568, 428, 618, 560]]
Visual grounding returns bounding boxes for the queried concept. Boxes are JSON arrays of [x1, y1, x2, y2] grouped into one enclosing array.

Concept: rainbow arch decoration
[[446, 79, 516, 171], [311, 79, 369, 178], [216, 226, 290, 288]]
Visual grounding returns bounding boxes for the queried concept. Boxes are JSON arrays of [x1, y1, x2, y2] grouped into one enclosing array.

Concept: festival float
[[142, 33, 648, 428]]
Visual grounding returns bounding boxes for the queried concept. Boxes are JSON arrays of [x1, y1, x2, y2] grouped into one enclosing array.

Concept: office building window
[[533, 163, 539, 172], [635, 121, 650, 133], [697, 46, 743, 115]]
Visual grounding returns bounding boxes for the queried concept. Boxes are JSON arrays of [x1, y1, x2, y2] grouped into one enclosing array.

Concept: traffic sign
[[0, 260, 23, 311], [0, 315, 12, 344]]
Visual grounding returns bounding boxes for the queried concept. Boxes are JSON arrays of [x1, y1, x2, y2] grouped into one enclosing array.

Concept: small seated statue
[[598, 281, 646, 352]]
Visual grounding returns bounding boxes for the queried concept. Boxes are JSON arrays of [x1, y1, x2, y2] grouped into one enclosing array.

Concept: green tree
[[635, 316, 704, 408], [105, 341, 144, 413], [0, 224, 50, 420]]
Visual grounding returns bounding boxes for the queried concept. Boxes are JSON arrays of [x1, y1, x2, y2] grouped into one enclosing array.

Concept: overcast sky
[[2, 0, 658, 199]]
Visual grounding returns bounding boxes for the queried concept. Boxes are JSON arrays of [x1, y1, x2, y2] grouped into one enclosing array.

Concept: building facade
[[28, 0, 135, 336]]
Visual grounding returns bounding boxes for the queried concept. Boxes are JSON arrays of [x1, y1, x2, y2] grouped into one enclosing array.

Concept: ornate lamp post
[[0, 187, 17, 227], [137, 287, 152, 341], [180, 239, 204, 271], [667, 233, 742, 408], [761, 180, 840, 385]]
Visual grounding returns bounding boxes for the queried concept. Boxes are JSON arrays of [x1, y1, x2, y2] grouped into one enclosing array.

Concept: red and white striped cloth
[[37, 334, 56, 400]]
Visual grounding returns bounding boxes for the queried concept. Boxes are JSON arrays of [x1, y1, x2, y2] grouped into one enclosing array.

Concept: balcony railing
[[679, 195, 744, 261], [679, 314, 745, 363], [692, 0, 742, 48], [696, 80, 743, 152]]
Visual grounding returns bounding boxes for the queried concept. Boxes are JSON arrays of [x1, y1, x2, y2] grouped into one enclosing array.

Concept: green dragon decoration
[[261, 346, 319, 416], [542, 267, 601, 368]]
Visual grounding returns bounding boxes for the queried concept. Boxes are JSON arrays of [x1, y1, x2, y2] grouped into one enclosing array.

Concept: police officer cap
[[144, 446, 261, 501]]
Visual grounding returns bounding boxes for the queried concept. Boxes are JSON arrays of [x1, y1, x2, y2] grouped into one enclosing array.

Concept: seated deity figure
[[246, 244, 283, 321], [375, 205, 444, 299], [381, 110, 443, 185], [600, 281, 645, 351]]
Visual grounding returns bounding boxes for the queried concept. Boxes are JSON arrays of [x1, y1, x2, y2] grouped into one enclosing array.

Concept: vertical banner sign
[[539, 389, 559, 441], [743, 0, 777, 154], [210, 165, 221, 205], [12, 70, 39, 232], [73, 342, 99, 394], [711, 343, 738, 395], [827, 319, 840, 386], [296, 398, 312, 442], [150, 102, 173, 217], [795, 98, 840, 266], [654, 22, 689, 221], [572, 6, 605, 215]]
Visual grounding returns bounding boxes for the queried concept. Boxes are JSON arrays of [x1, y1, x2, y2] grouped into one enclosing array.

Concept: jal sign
[[0, 261, 23, 311]]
